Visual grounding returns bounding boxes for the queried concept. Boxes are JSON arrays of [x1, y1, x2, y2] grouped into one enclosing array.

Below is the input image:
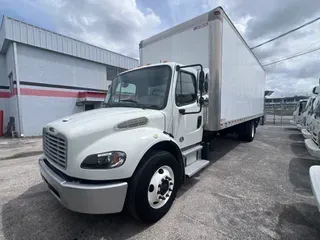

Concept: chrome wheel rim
[[147, 165, 175, 209], [251, 124, 255, 138]]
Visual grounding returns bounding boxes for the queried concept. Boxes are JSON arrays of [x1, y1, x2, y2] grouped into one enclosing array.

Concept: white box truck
[[291, 99, 308, 128], [39, 7, 265, 223], [305, 90, 320, 159], [301, 87, 320, 138]]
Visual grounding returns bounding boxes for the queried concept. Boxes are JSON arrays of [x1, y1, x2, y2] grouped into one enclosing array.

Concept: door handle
[[197, 116, 202, 128]]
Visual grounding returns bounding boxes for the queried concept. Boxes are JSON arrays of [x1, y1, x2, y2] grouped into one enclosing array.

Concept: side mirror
[[199, 70, 204, 93], [313, 86, 320, 94]]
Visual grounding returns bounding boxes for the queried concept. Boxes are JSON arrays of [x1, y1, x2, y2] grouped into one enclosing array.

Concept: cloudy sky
[[1, 0, 320, 97]]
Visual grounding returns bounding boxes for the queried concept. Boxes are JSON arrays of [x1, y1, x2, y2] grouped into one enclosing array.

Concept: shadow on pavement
[[178, 135, 240, 198], [282, 127, 300, 132], [290, 141, 310, 157], [207, 135, 241, 164], [1, 183, 147, 240], [178, 135, 241, 198], [289, 133, 305, 142], [288, 157, 320, 196], [276, 202, 320, 239]]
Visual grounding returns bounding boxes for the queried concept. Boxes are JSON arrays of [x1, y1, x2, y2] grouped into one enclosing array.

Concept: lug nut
[[166, 177, 172, 181]]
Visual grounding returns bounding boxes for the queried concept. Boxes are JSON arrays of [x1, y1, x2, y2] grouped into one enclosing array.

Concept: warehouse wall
[[0, 54, 7, 134], [5, 43, 20, 134], [0, 54, 7, 86], [20, 95, 83, 136], [18, 44, 107, 89], [17, 44, 108, 136]]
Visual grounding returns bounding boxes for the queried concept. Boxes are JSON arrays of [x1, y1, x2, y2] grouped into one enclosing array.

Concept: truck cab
[[305, 94, 320, 159], [292, 99, 308, 129], [39, 62, 212, 222], [301, 87, 320, 138]]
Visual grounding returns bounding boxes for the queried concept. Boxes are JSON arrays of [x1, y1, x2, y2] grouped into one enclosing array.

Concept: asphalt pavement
[[0, 126, 320, 240]]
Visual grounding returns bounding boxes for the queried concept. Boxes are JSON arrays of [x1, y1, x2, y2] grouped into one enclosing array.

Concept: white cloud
[[6, 0, 320, 96], [30, 0, 162, 58]]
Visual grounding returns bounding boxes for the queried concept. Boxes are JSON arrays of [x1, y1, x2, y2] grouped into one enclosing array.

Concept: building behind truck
[[0, 16, 138, 137], [39, 7, 265, 223]]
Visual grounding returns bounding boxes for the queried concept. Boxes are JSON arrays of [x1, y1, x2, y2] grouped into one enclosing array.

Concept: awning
[[77, 91, 106, 104]]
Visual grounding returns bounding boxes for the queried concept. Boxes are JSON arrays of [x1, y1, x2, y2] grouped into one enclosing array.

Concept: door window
[[175, 71, 197, 106]]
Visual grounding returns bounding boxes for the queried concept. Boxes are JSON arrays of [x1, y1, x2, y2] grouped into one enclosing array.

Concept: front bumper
[[310, 166, 320, 211], [39, 157, 128, 214], [305, 139, 320, 159], [301, 129, 312, 139], [297, 124, 306, 130]]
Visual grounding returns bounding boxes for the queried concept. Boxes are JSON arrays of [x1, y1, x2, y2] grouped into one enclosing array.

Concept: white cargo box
[[140, 7, 266, 131]]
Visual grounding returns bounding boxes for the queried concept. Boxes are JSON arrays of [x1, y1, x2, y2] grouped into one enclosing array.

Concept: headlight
[[81, 151, 126, 169]]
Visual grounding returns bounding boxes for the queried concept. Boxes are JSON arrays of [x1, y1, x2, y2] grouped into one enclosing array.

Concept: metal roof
[[0, 16, 138, 70]]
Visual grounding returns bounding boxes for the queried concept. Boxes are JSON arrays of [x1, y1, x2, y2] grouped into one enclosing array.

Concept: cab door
[[172, 68, 203, 149], [311, 98, 320, 142]]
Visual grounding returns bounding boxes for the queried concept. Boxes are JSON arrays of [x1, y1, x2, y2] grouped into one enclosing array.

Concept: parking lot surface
[[1, 126, 320, 240]]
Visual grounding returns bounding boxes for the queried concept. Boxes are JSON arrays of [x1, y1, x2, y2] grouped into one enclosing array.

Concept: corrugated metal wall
[[0, 19, 5, 51], [3, 16, 138, 70], [0, 54, 7, 134], [0, 54, 6, 86], [20, 95, 83, 136], [17, 43, 109, 136], [5, 43, 19, 134], [18, 44, 107, 90]]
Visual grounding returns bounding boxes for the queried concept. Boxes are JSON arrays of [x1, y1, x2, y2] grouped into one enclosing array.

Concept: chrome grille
[[43, 130, 67, 168], [312, 132, 318, 146]]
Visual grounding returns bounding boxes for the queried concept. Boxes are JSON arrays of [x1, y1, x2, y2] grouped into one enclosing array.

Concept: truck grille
[[43, 131, 67, 169], [312, 132, 318, 146]]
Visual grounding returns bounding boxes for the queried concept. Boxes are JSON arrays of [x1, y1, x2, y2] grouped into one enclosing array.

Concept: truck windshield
[[105, 66, 172, 110]]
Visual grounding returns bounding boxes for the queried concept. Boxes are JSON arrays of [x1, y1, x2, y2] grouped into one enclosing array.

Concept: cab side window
[[175, 72, 197, 106], [315, 100, 320, 117]]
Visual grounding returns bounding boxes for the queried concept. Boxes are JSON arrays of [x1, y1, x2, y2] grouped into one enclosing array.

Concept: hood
[[45, 107, 165, 139]]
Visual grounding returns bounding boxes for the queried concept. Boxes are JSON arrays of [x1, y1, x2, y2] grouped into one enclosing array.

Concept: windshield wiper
[[119, 99, 139, 104]]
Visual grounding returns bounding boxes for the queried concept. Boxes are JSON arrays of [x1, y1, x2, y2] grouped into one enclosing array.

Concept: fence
[[264, 102, 295, 125]]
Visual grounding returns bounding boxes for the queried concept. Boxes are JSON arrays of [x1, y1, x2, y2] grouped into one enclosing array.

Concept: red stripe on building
[[20, 88, 80, 98], [0, 89, 17, 98], [0, 92, 11, 98], [0, 88, 106, 98]]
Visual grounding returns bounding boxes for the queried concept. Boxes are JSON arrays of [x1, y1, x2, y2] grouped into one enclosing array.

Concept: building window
[[8, 72, 13, 93], [175, 71, 197, 106], [107, 67, 118, 80]]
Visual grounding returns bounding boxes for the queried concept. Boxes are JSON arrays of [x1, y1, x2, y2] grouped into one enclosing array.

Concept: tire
[[239, 121, 255, 142], [219, 131, 228, 137], [126, 150, 180, 223]]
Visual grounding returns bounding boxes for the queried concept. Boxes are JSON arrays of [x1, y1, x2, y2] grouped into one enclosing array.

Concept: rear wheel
[[239, 121, 255, 142], [126, 150, 180, 223]]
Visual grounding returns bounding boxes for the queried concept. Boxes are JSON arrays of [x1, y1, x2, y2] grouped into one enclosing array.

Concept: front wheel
[[126, 150, 180, 223]]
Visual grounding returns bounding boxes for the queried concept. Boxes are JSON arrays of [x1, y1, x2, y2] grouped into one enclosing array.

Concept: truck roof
[[140, 6, 264, 71], [119, 62, 176, 75]]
